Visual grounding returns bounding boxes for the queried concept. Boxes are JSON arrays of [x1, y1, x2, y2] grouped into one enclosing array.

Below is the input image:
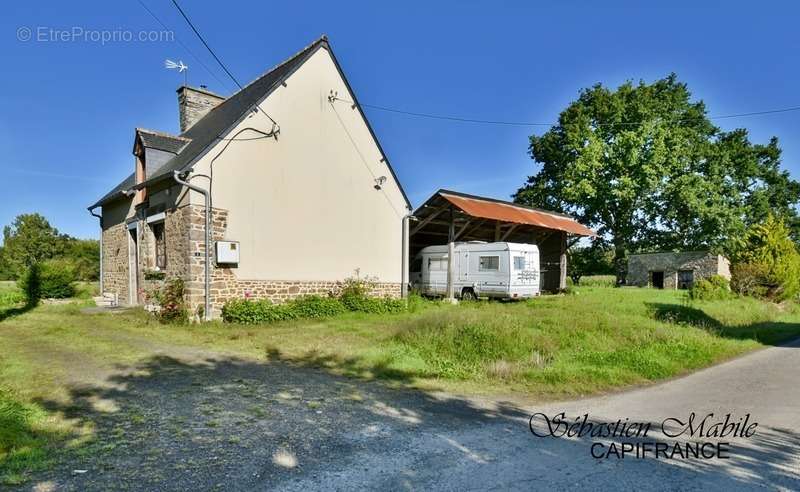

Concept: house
[[626, 251, 731, 289], [410, 190, 596, 293], [88, 36, 411, 319]]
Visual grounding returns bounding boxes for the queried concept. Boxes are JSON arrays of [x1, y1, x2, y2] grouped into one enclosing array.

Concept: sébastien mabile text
[[529, 412, 758, 460]]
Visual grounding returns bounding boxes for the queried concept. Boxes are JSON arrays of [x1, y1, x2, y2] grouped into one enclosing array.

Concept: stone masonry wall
[[182, 204, 401, 319], [101, 222, 130, 305], [627, 252, 729, 289]]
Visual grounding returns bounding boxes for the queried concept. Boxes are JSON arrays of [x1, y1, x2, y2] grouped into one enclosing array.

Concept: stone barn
[[626, 251, 731, 289]]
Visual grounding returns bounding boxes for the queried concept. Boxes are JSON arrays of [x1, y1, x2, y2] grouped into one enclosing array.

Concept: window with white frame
[[428, 257, 447, 271], [513, 256, 526, 270], [152, 222, 166, 270], [479, 256, 499, 271]]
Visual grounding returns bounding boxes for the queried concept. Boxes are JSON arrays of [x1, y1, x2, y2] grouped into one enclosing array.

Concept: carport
[[409, 190, 596, 297]]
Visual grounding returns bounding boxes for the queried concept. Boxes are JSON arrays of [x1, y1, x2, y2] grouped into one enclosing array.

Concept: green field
[[1, 281, 800, 484]]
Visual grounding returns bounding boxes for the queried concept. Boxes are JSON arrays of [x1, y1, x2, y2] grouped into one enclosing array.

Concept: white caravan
[[410, 242, 540, 300]]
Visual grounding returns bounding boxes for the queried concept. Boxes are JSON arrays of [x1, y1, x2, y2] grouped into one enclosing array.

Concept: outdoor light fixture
[[374, 176, 387, 190]]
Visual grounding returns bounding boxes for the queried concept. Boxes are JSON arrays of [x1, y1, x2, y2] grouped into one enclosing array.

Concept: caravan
[[410, 242, 540, 300]]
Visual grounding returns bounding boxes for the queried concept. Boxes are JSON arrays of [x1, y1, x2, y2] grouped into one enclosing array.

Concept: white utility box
[[215, 241, 240, 265]]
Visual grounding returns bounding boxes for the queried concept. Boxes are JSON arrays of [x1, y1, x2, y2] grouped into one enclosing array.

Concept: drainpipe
[[173, 170, 212, 321], [88, 207, 103, 294]]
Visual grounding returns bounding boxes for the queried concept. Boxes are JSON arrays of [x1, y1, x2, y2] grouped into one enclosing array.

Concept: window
[[152, 222, 166, 269], [479, 256, 499, 271], [411, 258, 423, 274], [428, 257, 446, 271], [678, 270, 694, 290], [513, 256, 526, 270]]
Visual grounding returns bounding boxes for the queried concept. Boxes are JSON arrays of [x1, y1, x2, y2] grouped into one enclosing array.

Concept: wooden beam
[[447, 206, 456, 300], [494, 221, 501, 241], [500, 224, 519, 241], [453, 220, 473, 240], [410, 204, 449, 236]]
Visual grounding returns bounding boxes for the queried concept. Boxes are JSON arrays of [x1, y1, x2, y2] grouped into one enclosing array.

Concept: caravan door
[[458, 250, 470, 282]]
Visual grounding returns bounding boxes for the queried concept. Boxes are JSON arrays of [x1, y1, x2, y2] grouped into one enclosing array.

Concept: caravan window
[[411, 258, 422, 274], [428, 257, 446, 271], [513, 256, 525, 270], [479, 256, 499, 271]]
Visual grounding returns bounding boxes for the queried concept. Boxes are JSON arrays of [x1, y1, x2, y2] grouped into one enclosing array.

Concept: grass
[[1, 283, 800, 484]]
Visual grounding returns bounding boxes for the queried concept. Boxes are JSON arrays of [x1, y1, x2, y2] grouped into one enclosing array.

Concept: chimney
[[177, 85, 226, 132]]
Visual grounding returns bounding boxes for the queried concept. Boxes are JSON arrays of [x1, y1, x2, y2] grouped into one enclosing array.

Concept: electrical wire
[[134, 0, 231, 92], [329, 102, 405, 219], [169, 0, 279, 127], [331, 96, 800, 129]]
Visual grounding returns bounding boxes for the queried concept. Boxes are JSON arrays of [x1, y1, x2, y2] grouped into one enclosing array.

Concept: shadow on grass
[[647, 302, 800, 346], [0, 301, 36, 323], [10, 350, 800, 490]]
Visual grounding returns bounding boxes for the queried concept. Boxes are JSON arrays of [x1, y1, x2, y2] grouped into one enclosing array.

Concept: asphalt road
[[276, 339, 800, 491], [31, 339, 800, 491]]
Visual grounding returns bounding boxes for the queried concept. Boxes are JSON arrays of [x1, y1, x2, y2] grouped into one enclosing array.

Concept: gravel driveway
[[25, 339, 800, 491]]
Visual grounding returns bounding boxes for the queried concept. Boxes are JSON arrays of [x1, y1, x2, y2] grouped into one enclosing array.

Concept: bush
[[688, 275, 731, 301], [338, 275, 406, 314], [221, 299, 295, 324], [730, 216, 800, 301], [17, 259, 76, 300], [147, 278, 188, 324], [289, 295, 347, 319], [17, 264, 41, 305]]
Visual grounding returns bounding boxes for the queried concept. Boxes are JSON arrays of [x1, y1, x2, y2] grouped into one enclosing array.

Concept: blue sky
[[2, 1, 799, 240]]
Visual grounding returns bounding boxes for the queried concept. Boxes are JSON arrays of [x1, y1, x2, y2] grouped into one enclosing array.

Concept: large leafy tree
[[1, 213, 70, 277], [515, 74, 800, 282]]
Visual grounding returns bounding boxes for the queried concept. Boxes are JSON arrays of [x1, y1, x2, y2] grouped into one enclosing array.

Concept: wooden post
[[446, 206, 456, 301], [401, 215, 410, 298], [559, 231, 567, 291]]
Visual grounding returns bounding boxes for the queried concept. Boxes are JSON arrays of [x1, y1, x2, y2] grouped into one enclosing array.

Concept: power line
[[134, 0, 231, 92], [169, 0, 278, 126], [332, 96, 800, 129]]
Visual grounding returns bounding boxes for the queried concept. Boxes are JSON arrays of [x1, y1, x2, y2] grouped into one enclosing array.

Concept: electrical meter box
[[215, 241, 240, 265]]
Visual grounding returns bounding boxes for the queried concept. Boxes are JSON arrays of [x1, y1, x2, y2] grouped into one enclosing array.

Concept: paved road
[[276, 339, 800, 491], [31, 340, 800, 491]]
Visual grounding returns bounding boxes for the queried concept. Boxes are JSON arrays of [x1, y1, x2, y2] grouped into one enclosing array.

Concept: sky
[[2, 1, 800, 241]]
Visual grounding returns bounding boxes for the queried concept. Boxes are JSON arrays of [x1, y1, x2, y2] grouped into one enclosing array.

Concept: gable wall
[[187, 47, 409, 285]]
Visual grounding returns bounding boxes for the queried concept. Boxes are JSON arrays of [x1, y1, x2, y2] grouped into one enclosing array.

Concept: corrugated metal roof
[[439, 192, 596, 237]]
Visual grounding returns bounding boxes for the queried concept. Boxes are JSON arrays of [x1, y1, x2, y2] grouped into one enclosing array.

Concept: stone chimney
[[177, 85, 226, 132]]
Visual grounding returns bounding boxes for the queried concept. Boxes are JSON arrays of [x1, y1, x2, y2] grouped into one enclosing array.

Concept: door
[[678, 270, 694, 289], [651, 271, 664, 289], [128, 224, 139, 305]]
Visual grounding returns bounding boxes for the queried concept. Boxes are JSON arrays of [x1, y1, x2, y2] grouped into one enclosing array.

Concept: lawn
[[1, 282, 800, 484]]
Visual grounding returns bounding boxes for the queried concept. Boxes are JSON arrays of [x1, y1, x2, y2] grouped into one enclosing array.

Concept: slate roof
[[89, 35, 411, 211], [136, 129, 191, 154]]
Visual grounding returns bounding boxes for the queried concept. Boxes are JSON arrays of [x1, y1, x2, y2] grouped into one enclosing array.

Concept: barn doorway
[[651, 271, 665, 289]]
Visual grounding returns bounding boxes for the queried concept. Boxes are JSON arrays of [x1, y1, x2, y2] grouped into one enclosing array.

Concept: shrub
[[221, 299, 295, 324], [289, 295, 347, 319], [730, 216, 800, 301], [338, 275, 406, 314], [688, 275, 731, 301], [17, 263, 41, 305], [147, 278, 188, 324], [17, 259, 76, 300]]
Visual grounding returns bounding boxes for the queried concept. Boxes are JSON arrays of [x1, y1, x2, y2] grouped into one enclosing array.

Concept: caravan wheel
[[461, 288, 478, 301]]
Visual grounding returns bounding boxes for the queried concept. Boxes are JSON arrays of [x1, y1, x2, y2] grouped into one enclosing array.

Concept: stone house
[[626, 251, 731, 289], [88, 36, 411, 319]]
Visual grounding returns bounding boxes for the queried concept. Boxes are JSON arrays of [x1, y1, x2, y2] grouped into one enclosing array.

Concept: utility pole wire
[[134, 0, 231, 92], [169, 0, 278, 126], [332, 96, 800, 129]]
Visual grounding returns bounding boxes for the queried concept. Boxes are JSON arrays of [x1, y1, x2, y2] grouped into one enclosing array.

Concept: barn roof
[[437, 191, 596, 237]]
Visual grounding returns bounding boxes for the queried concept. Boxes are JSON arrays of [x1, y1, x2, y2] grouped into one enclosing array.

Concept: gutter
[[173, 170, 212, 321]]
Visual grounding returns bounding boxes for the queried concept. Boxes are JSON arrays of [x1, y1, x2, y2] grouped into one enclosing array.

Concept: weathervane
[[165, 59, 189, 85]]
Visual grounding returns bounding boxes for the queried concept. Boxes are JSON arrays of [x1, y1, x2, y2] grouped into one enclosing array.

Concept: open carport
[[409, 190, 596, 294]]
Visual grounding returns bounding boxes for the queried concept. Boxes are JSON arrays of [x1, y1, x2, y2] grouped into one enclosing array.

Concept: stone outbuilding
[[626, 251, 731, 289]]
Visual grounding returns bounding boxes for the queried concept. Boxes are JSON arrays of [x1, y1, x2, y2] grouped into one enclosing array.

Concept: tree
[[730, 216, 800, 301], [68, 238, 101, 281], [567, 244, 614, 285], [514, 74, 800, 283], [1, 213, 69, 278]]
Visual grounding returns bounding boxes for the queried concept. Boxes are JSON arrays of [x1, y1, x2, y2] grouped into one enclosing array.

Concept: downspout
[[173, 170, 212, 321], [88, 207, 103, 294]]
